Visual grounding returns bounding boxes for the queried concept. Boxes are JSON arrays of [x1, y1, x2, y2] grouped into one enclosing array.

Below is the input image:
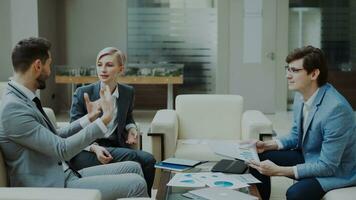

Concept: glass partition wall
[[127, 0, 217, 109]]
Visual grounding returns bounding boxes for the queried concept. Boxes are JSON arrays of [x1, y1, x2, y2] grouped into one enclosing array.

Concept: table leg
[[167, 84, 173, 109], [156, 170, 171, 200]]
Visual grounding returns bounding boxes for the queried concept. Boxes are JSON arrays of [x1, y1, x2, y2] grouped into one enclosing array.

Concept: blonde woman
[[70, 47, 155, 196]]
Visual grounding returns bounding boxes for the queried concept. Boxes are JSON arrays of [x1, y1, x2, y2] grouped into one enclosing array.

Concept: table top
[[155, 162, 261, 200]]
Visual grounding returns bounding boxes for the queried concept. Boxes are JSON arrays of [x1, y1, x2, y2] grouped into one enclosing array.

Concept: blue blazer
[[279, 83, 356, 191], [70, 82, 135, 148]]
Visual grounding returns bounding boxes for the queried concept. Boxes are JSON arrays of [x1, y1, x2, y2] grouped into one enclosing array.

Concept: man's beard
[[36, 73, 47, 90]]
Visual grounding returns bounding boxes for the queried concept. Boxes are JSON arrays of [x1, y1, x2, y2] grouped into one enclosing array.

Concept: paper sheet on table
[[192, 172, 249, 190], [229, 173, 261, 184], [167, 172, 249, 189], [167, 173, 206, 188]]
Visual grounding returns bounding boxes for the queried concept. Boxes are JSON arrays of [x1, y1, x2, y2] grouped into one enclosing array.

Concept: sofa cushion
[[0, 188, 101, 200], [322, 187, 356, 200], [176, 95, 243, 140]]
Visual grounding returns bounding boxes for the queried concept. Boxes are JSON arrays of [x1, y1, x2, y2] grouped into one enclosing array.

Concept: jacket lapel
[[296, 100, 304, 149], [302, 84, 329, 144], [7, 82, 57, 133], [93, 82, 101, 101], [116, 83, 124, 121]]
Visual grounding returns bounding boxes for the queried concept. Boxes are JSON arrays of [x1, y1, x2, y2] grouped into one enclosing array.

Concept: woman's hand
[[84, 93, 101, 122], [90, 145, 113, 164], [126, 128, 138, 145]]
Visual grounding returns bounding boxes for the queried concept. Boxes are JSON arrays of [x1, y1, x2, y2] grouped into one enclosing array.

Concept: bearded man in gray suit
[[0, 37, 148, 200]]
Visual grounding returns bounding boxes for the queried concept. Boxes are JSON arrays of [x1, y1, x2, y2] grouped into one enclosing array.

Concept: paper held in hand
[[209, 141, 260, 162]]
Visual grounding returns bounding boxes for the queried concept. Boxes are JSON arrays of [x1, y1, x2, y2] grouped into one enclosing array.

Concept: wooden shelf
[[55, 75, 183, 85]]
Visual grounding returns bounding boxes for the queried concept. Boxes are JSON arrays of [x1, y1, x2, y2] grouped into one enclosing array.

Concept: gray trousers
[[70, 147, 156, 196], [65, 161, 148, 200]]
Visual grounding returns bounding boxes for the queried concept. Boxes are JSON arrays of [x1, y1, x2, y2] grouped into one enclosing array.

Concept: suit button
[[58, 162, 62, 166]]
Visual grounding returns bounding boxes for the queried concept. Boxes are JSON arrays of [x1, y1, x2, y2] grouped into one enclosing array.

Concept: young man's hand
[[247, 159, 281, 176], [84, 93, 101, 122], [255, 140, 279, 153], [247, 159, 295, 177]]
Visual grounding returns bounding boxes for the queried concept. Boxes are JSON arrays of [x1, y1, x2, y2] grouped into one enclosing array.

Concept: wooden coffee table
[[156, 163, 261, 200]]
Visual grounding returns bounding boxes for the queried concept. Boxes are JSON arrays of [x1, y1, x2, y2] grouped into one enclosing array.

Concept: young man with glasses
[[248, 46, 356, 200]]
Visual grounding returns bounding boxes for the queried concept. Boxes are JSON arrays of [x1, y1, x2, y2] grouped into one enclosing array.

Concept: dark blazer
[[70, 81, 135, 148]]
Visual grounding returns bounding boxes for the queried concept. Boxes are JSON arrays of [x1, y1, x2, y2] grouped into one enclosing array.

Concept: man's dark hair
[[12, 37, 51, 73], [286, 45, 328, 86]]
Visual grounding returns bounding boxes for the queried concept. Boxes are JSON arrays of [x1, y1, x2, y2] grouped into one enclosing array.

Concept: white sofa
[[151, 94, 273, 161]]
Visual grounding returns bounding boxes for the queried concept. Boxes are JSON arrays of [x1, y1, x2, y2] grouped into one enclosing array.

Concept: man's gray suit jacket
[[0, 82, 105, 187]]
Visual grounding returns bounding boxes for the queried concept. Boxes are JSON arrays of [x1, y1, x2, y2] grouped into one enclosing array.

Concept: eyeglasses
[[285, 66, 304, 74]]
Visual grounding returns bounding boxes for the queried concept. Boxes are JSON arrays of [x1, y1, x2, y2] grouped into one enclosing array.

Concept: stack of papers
[[154, 157, 202, 172], [162, 158, 202, 167], [154, 162, 192, 172]]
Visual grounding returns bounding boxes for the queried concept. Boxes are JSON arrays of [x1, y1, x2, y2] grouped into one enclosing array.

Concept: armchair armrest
[[43, 107, 70, 129], [0, 188, 101, 200], [43, 107, 58, 129], [150, 109, 178, 160], [241, 110, 273, 140]]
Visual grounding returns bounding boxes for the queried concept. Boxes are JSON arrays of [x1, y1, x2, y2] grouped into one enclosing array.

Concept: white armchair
[[150, 94, 273, 161]]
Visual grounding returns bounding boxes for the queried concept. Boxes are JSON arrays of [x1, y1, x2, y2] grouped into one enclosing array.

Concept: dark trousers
[[250, 150, 325, 200], [70, 147, 156, 196]]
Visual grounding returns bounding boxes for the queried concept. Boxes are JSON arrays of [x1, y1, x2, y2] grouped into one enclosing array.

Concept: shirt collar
[[100, 82, 119, 99], [302, 88, 319, 109], [11, 80, 37, 101]]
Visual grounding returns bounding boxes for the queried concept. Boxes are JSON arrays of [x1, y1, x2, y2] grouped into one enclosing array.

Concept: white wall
[[0, 0, 39, 82], [10, 0, 38, 46], [64, 0, 127, 66], [38, 0, 59, 109], [0, 0, 12, 81]]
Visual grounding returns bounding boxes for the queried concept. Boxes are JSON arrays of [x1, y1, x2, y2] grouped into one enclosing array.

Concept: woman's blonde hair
[[96, 47, 126, 66]]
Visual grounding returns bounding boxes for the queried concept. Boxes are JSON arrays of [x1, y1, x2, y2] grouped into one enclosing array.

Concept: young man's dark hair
[[11, 37, 51, 73], [285, 45, 328, 86]]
